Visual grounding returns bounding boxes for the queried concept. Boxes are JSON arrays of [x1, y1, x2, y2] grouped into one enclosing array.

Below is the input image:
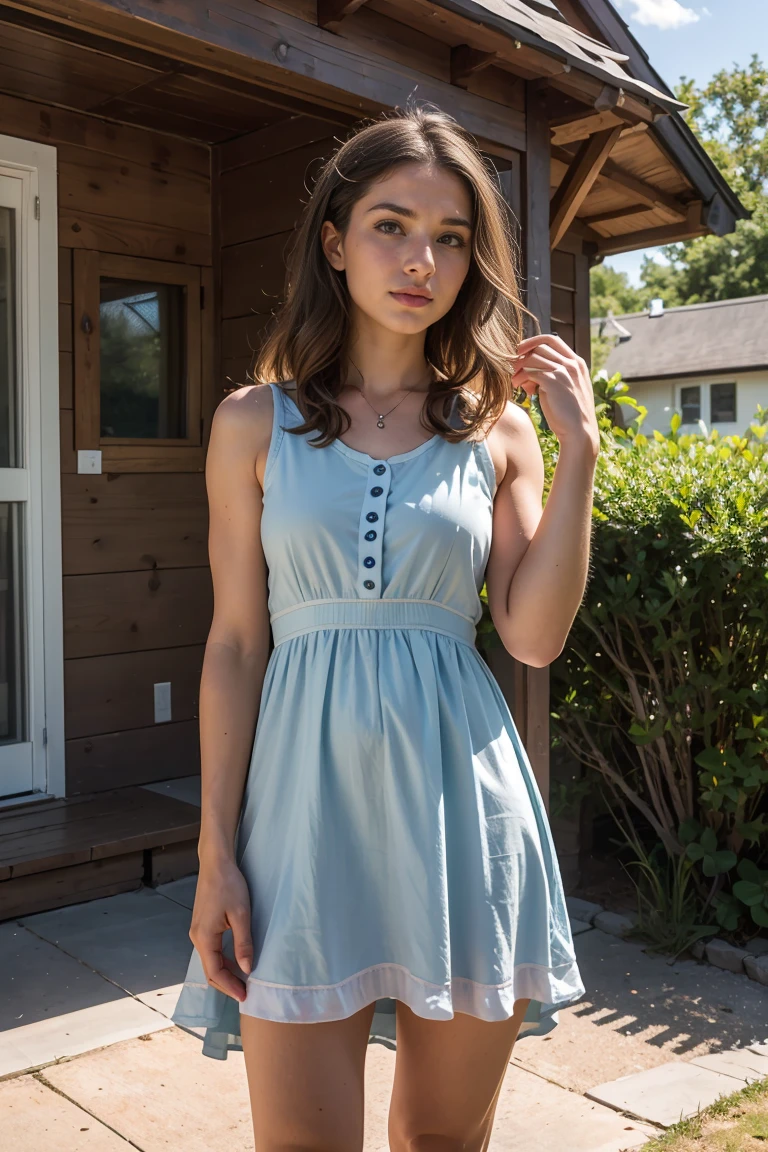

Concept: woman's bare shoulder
[[208, 382, 276, 488], [483, 398, 542, 490]]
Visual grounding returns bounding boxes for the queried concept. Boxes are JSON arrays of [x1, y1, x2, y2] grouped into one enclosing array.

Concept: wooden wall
[[217, 115, 343, 390], [0, 93, 213, 794]]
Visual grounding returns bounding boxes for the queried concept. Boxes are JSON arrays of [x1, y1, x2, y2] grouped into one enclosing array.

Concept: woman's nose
[[403, 239, 436, 277]]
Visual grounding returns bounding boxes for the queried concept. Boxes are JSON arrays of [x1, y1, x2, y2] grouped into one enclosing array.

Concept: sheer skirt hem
[[171, 958, 586, 1060]]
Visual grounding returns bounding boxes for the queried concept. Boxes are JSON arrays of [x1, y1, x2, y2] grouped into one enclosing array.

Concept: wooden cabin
[[0, 0, 748, 916]]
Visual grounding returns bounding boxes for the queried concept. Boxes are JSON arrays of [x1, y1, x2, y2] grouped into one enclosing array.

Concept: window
[[710, 381, 736, 423], [680, 385, 700, 424], [74, 252, 211, 471]]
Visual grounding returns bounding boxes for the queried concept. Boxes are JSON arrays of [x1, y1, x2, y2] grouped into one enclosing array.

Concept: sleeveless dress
[[172, 381, 586, 1058]]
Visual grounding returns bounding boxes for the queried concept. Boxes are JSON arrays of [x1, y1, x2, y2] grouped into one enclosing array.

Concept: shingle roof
[[594, 295, 768, 379], [432, 0, 689, 113]]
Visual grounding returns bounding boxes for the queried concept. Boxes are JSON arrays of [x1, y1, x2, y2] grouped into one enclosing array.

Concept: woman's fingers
[[228, 902, 255, 976], [196, 930, 248, 1002]]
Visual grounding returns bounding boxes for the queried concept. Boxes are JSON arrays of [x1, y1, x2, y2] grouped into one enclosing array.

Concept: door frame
[[0, 134, 64, 800]]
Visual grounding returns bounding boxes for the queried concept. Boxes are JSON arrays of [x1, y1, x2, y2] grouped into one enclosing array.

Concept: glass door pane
[[0, 182, 31, 797]]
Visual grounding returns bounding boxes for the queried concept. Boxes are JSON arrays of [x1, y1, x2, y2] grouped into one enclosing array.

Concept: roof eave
[[563, 0, 750, 228], [429, 0, 689, 115]]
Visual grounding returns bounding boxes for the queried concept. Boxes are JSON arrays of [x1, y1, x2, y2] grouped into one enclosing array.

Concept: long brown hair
[[250, 101, 539, 447]]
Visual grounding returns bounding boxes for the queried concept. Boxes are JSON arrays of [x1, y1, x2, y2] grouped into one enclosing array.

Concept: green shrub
[[482, 375, 768, 944]]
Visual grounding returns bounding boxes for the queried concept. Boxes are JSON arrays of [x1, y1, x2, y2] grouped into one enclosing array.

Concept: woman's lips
[[390, 291, 432, 308]]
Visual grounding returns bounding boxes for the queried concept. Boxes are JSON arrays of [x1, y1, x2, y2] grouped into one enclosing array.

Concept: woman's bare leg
[[240, 1001, 377, 1152], [388, 997, 532, 1152]]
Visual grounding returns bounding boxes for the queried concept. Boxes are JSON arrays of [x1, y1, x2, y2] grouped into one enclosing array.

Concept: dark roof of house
[[432, 0, 689, 113], [594, 295, 768, 380]]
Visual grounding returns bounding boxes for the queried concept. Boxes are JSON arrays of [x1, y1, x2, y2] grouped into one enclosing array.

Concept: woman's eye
[[375, 220, 403, 235], [439, 233, 466, 248]]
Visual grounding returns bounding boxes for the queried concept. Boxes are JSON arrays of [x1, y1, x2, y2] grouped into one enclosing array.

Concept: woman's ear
[[320, 220, 345, 271]]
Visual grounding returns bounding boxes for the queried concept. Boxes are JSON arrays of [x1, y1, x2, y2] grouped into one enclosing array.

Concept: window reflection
[[100, 278, 186, 439]]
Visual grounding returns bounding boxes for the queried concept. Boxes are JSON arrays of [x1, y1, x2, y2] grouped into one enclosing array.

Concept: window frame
[[73, 250, 211, 472], [710, 380, 737, 424], [680, 384, 701, 425]]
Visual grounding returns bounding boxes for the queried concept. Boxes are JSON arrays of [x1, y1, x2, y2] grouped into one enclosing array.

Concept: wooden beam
[[0, 0, 527, 151], [551, 107, 627, 146], [579, 204, 655, 228], [450, 44, 501, 89], [523, 81, 552, 332], [595, 200, 705, 254], [552, 142, 689, 221], [550, 124, 624, 249], [317, 0, 370, 33]]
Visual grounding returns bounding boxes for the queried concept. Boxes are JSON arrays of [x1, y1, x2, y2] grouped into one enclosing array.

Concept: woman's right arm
[[189, 383, 274, 1003]]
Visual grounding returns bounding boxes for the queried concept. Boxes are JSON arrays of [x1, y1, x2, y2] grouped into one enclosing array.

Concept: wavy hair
[[249, 101, 539, 446]]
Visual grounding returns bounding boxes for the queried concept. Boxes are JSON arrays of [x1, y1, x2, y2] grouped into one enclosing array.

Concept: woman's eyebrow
[[366, 201, 472, 228]]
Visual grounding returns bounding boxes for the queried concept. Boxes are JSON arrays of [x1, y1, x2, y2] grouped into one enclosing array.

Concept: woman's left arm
[[484, 334, 600, 668]]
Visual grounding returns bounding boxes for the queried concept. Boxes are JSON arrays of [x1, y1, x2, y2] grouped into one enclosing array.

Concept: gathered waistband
[[269, 598, 478, 648]]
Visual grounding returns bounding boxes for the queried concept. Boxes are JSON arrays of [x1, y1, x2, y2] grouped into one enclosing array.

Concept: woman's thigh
[[240, 1001, 377, 1152], [388, 997, 532, 1152]]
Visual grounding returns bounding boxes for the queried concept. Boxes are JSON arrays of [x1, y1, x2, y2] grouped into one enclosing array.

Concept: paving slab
[[0, 923, 166, 1078], [586, 1060, 746, 1127], [42, 1022, 658, 1152], [22, 888, 194, 1018], [42, 1027, 254, 1152], [690, 1046, 768, 1083], [0, 1074, 133, 1150], [510, 926, 768, 1095], [156, 875, 198, 911], [570, 918, 593, 935], [489, 1060, 658, 1150]]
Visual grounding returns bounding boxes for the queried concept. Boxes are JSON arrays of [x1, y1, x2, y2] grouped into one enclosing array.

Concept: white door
[[0, 137, 64, 800]]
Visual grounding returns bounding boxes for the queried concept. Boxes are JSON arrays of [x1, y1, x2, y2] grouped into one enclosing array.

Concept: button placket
[[357, 461, 391, 597]]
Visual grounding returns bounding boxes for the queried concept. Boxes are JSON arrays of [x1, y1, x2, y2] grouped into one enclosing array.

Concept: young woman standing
[[174, 104, 595, 1150]]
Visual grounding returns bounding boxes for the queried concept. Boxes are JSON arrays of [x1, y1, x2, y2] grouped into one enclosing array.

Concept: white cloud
[[615, 0, 701, 29]]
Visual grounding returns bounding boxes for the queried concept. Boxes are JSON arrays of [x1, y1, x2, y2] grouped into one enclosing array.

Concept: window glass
[[680, 385, 700, 424], [710, 381, 736, 423], [100, 278, 186, 439], [0, 207, 20, 468]]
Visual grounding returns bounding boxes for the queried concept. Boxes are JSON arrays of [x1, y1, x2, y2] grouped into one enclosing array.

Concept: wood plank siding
[[0, 91, 212, 794], [0, 0, 600, 813]]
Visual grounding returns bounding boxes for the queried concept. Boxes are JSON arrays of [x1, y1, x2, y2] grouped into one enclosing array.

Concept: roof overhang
[[429, 0, 689, 116]]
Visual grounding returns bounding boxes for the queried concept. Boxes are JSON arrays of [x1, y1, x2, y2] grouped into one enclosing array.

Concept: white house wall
[[618, 369, 767, 437]]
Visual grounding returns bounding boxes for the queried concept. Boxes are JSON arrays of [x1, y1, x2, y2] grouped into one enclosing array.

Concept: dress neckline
[[279, 385, 443, 466]]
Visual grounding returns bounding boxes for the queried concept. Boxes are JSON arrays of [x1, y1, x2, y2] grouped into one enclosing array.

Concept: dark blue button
[[373, 463, 386, 475], [364, 529, 377, 541], [363, 579, 375, 590], [363, 556, 376, 568], [370, 486, 383, 497], [366, 511, 379, 523]]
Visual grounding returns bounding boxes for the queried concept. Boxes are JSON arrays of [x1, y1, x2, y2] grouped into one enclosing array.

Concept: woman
[[173, 103, 595, 1149]]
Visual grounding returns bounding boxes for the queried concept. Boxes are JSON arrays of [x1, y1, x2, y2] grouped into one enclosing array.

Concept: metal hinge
[[34, 196, 40, 221], [42, 726, 47, 745]]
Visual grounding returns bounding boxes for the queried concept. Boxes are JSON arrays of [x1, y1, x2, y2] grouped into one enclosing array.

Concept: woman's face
[[321, 161, 474, 336]]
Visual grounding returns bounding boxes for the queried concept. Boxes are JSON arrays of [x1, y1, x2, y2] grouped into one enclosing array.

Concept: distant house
[[592, 295, 768, 435]]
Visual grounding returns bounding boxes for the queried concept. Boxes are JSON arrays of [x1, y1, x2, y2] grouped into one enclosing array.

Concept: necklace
[[346, 361, 433, 429], [353, 386, 415, 429]]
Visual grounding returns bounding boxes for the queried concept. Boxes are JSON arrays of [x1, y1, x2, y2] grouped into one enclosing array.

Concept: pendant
[[377, 417, 386, 428]]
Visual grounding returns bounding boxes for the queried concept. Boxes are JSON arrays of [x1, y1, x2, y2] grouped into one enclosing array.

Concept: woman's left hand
[[510, 333, 600, 455]]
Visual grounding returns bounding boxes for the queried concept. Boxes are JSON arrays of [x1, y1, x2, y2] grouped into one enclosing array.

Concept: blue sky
[[603, 0, 764, 287]]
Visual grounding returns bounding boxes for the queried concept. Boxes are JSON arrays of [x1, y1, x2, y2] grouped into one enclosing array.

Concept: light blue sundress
[[172, 381, 586, 1058]]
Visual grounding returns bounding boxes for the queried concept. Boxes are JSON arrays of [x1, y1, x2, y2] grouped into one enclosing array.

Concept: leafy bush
[[482, 375, 768, 945]]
